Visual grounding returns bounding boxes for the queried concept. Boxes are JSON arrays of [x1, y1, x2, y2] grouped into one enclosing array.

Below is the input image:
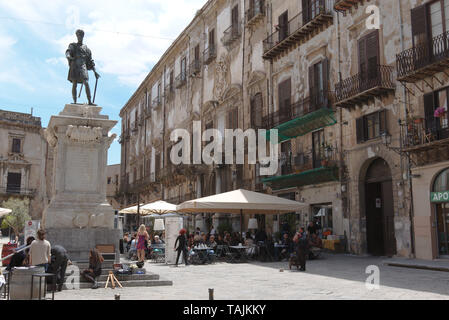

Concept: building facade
[[119, 0, 449, 259], [0, 109, 48, 220], [106, 164, 121, 210]]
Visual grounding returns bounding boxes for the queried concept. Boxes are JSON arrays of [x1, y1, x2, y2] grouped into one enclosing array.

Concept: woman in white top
[[29, 229, 51, 272]]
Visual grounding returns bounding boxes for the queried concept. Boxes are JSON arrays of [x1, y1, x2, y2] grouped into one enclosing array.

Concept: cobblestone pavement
[[52, 254, 449, 300]]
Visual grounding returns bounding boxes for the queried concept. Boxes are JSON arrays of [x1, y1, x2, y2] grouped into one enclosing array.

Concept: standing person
[[29, 229, 51, 272], [128, 233, 137, 260], [307, 221, 317, 236], [293, 228, 308, 272], [210, 225, 216, 236], [48, 245, 70, 292], [123, 233, 129, 253], [136, 225, 149, 264], [174, 229, 189, 267], [81, 249, 104, 289]]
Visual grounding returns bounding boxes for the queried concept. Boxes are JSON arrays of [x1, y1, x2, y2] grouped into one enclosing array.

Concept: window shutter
[[356, 117, 365, 144], [322, 58, 329, 108], [358, 36, 367, 78], [379, 110, 387, 135], [411, 5, 429, 47], [424, 92, 435, 132], [302, 0, 310, 25], [309, 64, 315, 108], [366, 30, 380, 80]]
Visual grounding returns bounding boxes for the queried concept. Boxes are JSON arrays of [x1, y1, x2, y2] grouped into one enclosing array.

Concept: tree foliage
[[1, 198, 31, 235]]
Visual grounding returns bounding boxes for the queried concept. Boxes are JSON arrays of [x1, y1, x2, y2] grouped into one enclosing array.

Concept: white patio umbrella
[[178, 189, 308, 235], [140, 200, 178, 215], [0, 207, 12, 218], [119, 204, 146, 215]]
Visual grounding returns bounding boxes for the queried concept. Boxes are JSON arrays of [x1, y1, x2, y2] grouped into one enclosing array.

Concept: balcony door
[[280, 141, 292, 176], [309, 58, 329, 110], [424, 89, 449, 140], [278, 78, 291, 125], [358, 30, 380, 91], [312, 129, 325, 168], [278, 11, 289, 42]]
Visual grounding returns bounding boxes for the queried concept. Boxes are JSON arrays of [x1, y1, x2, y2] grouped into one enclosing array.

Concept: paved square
[[51, 254, 449, 300]]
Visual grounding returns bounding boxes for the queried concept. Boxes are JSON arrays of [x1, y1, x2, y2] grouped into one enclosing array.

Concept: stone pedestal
[[165, 217, 183, 265], [42, 104, 119, 261]]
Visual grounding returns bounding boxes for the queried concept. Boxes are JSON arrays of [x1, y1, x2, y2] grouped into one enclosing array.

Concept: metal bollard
[[115, 294, 121, 300], [209, 288, 214, 300]]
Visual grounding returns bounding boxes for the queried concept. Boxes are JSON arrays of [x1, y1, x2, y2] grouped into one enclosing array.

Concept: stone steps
[[63, 279, 173, 290], [63, 260, 172, 290]]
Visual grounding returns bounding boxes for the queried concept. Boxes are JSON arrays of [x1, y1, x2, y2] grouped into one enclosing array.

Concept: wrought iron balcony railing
[[246, 0, 265, 25], [278, 147, 339, 177], [334, 65, 395, 108], [334, 0, 363, 12], [222, 22, 242, 47], [403, 118, 449, 150], [175, 72, 187, 88], [0, 186, 36, 197], [164, 83, 175, 100], [152, 96, 162, 108], [203, 45, 217, 65], [189, 60, 201, 76], [263, 0, 334, 60], [397, 30, 449, 82]]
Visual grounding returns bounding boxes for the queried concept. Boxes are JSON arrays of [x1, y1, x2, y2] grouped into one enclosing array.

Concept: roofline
[[119, 0, 215, 117]]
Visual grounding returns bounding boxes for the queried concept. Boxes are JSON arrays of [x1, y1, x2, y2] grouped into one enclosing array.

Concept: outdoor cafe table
[[229, 246, 249, 262], [193, 247, 212, 264]]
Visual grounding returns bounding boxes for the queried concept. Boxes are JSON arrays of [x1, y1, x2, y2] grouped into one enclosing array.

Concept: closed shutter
[[379, 110, 387, 135], [278, 78, 291, 122], [322, 58, 329, 108], [309, 64, 315, 108], [356, 117, 365, 144], [232, 5, 239, 28], [251, 93, 263, 128], [411, 5, 429, 47], [302, 0, 310, 25], [424, 92, 436, 132], [279, 11, 289, 41], [209, 29, 215, 46], [366, 30, 380, 81], [358, 36, 367, 80]]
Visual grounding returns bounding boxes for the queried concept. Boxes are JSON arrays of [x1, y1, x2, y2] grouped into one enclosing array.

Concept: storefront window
[[434, 168, 449, 256], [434, 168, 449, 192]]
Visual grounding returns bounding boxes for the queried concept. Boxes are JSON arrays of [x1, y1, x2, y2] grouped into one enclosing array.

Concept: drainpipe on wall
[[398, 0, 416, 258]]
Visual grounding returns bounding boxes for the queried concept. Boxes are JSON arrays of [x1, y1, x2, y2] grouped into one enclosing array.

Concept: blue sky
[[0, 0, 206, 165]]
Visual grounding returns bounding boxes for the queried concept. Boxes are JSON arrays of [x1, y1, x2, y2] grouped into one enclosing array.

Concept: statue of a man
[[66, 29, 100, 105]]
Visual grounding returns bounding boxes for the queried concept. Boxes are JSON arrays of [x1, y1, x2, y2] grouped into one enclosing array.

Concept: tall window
[[309, 58, 329, 108], [209, 29, 215, 48], [278, 11, 289, 41], [278, 78, 291, 123], [358, 30, 380, 84], [7, 172, 21, 193], [356, 110, 387, 143], [181, 57, 187, 80], [312, 129, 325, 168], [232, 5, 239, 31], [424, 88, 449, 139], [12, 138, 21, 153], [251, 93, 263, 128]]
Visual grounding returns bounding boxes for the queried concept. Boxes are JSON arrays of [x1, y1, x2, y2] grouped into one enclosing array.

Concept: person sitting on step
[[81, 249, 104, 289]]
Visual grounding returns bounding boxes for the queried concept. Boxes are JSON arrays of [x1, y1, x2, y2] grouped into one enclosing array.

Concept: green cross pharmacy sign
[[431, 191, 449, 203]]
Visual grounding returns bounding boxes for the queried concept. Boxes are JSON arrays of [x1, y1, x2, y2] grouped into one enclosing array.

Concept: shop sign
[[431, 191, 449, 203]]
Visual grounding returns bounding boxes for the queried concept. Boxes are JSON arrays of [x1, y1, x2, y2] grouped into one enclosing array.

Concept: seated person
[[274, 233, 293, 261], [127, 234, 138, 260], [216, 234, 224, 246], [6, 236, 35, 271], [308, 233, 323, 260], [223, 233, 232, 246], [153, 235, 163, 245], [81, 249, 103, 289], [244, 234, 255, 256], [207, 235, 217, 251]]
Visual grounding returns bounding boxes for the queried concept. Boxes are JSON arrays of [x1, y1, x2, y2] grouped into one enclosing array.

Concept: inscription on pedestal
[[65, 145, 99, 192]]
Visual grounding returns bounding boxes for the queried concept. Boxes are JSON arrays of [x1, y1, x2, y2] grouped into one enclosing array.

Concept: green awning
[[267, 108, 337, 143], [262, 166, 339, 190]]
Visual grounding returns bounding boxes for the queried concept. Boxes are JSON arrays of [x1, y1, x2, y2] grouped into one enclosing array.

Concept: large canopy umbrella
[[0, 207, 12, 218], [140, 201, 178, 215], [119, 204, 146, 215], [178, 189, 308, 236]]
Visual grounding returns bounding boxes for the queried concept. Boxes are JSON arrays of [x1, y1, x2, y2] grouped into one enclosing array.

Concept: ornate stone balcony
[[397, 31, 449, 83], [334, 65, 395, 108], [203, 45, 217, 65], [263, 0, 334, 60], [246, 0, 265, 26]]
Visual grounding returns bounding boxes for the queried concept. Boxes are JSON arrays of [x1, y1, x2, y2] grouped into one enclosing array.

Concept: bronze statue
[[66, 29, 100, 105]]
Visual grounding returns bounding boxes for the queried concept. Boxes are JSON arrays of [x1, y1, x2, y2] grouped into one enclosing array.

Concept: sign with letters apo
[[431, 191, 449, 203]]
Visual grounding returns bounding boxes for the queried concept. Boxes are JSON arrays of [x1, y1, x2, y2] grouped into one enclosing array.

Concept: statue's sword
[[93, 77, 98, 104]]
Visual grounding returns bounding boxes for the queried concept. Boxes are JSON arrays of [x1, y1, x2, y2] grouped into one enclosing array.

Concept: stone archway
[[362, 158, 397, 256]]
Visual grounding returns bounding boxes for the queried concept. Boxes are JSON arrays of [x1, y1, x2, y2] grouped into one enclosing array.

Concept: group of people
[[5, 229, 106, 290], [123, 225, 165, 263]]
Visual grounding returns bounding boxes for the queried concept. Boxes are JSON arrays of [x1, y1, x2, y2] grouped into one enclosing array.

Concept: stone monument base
[[46, 228, 120, 262]]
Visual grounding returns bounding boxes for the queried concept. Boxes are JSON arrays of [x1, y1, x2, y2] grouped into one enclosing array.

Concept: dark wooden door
[[382, 180, 397, 256], [278, 11, 289, 41], [278, 78, 291, 124], [366, 182, 385, 256]]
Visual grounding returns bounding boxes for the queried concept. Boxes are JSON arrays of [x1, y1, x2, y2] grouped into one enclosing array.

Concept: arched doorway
[[432, 168, 449, 257], [364, 158, 397, 256]]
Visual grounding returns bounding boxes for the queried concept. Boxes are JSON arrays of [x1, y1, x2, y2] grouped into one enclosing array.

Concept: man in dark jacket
[[48, 245, 70, 291], [293, 228, 308, 272], [174, 229, 189, 267]]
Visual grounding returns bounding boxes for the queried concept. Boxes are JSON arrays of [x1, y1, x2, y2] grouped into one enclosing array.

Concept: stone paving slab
[[51, 254, 449, 300]]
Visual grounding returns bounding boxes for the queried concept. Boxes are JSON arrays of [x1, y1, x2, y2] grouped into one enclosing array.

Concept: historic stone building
[[0, 109, 48, 220], [106, 164, 121, 210], [119, 0, 449, 259]]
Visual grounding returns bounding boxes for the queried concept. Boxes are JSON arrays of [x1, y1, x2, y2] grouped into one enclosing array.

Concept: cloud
[[0, 0, 208, 87]]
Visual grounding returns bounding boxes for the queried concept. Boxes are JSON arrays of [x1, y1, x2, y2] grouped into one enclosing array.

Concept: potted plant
[[435, 107, 447, 118]]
